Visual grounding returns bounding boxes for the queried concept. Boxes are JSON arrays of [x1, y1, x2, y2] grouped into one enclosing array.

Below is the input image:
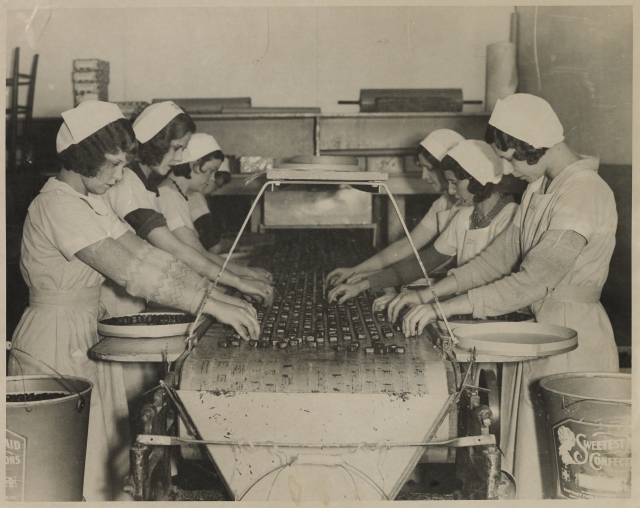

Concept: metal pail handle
[[7, 342, 87, 413]]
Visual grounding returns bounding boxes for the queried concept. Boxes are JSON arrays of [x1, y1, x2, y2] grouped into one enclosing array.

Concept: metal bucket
[[6, 375, 92, 502], [539, 372, 631, 499]]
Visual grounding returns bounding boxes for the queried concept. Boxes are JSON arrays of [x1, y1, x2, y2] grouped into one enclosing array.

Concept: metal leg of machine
[[453, 379, 503, 500], [126, 387, 176, 501], [127, 369, 503, 500]]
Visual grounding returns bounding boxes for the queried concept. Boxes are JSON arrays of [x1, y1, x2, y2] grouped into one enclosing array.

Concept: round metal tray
[[435, 312, 534, 332], [98, 312, 195, 338], [452, 322, 577, 358]]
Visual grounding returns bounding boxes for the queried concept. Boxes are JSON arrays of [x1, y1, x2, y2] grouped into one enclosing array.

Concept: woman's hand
[[205, 300, 260, 341], [372, 292, 398, 313], [402, 304, 439, 337], [209, 289, 257, 317], [327, 280, 369, 304], [244, 267, 273, 284], [236, 278, 274, 307], [345, 269, 376, 284], [325, 267, 356, 287], [387, 291, 427, 323]]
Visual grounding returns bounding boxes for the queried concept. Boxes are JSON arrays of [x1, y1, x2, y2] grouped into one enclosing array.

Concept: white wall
[[6, 6, 513, 117]]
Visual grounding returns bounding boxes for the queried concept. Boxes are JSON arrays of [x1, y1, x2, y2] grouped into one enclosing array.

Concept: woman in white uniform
[[373, 140, 517, 316], [325, 129, 465, 287], [399, 94, 619, 498], [155, 134, 234, 261], [103, 102, 273, 306], [187, 162, 231, 253], [8, 101, 260, 501], [327, 140, 517, 305]]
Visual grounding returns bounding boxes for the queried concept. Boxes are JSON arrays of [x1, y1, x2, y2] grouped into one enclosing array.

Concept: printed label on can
[[553, 419, 631, 499], [6, 430, 27, 502]]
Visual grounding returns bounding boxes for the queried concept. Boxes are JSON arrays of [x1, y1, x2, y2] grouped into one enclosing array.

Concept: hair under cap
[[447, 140, 504, 185], [56, 101, 125, 153], [173, 133, 221, 165], [489, 93, 564, 149], [420, 129, 465, 161], [133, 101, 184, 143]]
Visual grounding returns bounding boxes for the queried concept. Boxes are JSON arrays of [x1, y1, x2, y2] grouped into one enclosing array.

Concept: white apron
[[9, 287, 131, 501], [453, 206, 524, 471], [9, 178, 132, 501], [436, 208, 456, 235], [509, 159, 619, 498], [457, 226, 495, 266]]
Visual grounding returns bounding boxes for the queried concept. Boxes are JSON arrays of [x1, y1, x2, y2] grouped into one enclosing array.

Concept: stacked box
[[73, 59, 109, 105]]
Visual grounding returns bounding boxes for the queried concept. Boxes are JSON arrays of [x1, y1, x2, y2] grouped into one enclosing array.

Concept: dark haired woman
[[187, 162, 231, 253], [103, 103, 273, 313], [156, 134, 272, 282], [399, 94, 619, 498], [325, 129, 465, 288], [328, 140, 516, 305], [7, 102, 260, 500]]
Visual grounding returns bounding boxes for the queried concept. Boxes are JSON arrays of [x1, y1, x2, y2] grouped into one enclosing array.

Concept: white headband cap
[[175, 133, 222, 165], [447, 140, 504, 186], [419, 129, 465, 161], [133, 101, 184, 143], [56, 100, 124, 153], [489, 93, 564, 149], [217, 159, 230, 173]]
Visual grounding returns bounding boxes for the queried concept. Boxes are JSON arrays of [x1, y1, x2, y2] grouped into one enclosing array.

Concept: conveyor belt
[[180, 231, 455, 395]]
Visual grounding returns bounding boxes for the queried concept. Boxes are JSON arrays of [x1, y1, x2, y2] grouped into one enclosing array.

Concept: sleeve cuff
[[196, 277, 213, 289], [467, 287, 487, 319], [137, 213, 167, 240], [190, 288, 207, 315], [451, 265, 475, 294]]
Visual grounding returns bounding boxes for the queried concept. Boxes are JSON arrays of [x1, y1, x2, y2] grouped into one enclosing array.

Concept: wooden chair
[[6, 47, 39, 174]]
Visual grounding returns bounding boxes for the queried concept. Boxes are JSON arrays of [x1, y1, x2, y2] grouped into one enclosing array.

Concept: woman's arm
[[465, 229, 586, 318], [326, 220, 439, 286], [75, 236, 259, 339], [328, 245, 452, 305], [365, 245, 453, 292], [147, 225, 273, 304], [357, 222, 439, 272], [400, 229, 587, 334], [449, 223, 521, 294], [401, 295, 473, 336], [192, 213, 221, 251], [116, 231, 256, 315]]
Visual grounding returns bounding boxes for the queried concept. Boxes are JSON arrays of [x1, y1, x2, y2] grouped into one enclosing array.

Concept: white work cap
[[176, 133, 222, 164], [420, 129, 465, 162], [56, 100, 124, 153], [501, 158, 515, 176], [217, 159, 230, 173], [489, 93, 564, 149], [447, 140, 504, 185], [133, 101, 183, 143]]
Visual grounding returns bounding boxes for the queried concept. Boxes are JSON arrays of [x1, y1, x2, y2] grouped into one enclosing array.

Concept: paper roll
[[485, 41, 518, 113]]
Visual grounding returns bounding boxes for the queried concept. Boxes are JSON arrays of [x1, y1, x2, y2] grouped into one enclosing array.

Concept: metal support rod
[[227, 177, 458, 348], [424, 356, 475, 443], [483, 445, 502, 500], [314, 116, 321, 156], [185, 180, 277, 348], [136, 434, 496, 449], [378, 183, 458, 346], [130, 443, 149, 501], [158, 381, 199, 438]]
